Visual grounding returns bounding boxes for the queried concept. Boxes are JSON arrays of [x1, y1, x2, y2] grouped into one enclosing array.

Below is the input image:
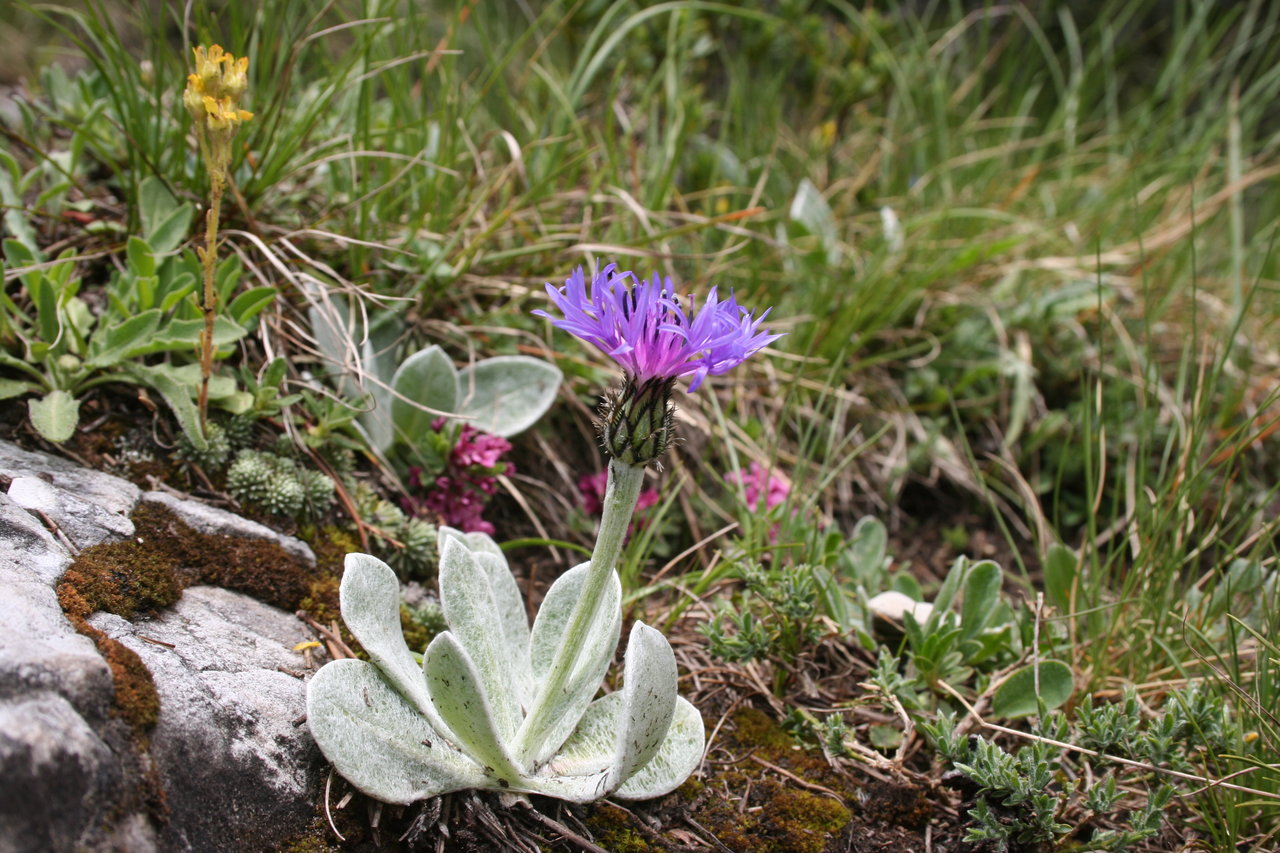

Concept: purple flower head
[[534, 264, 782, 392]]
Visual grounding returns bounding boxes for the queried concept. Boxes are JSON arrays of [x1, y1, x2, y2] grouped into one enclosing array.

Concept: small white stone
[[867, 591, 936, 625]]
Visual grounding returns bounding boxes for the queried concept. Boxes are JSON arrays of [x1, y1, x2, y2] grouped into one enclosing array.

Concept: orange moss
[[95, 626, 161, 730], [56, 546, 180, 619]]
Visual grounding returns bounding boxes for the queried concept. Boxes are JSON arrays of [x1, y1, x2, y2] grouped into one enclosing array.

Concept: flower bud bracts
[[601, 374, 676, 466]]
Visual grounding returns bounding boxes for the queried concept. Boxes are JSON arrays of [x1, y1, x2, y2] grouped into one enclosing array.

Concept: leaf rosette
[[306, 528, 704, 804]]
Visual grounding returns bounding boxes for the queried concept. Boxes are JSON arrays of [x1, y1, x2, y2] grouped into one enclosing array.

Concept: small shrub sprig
[[921, 689, 1208, 852]]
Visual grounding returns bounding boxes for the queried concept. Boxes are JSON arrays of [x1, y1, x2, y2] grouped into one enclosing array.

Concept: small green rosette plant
[[306, 263, 779, 803]]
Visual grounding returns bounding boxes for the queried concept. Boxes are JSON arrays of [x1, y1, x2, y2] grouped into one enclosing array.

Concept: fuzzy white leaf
[[608, 622, 678, 789], [423, 632, 521, 781], [391, 345, 458, 445], [306, 659, 484, 805], [437, 525, 505, 559], [613, 696, 704, 800], [436, 527, 531, 696], [524, 562, 622, 767], [339, 553, 446, 732], [437, 538, 522, 739], [455, 355, 561, 437]]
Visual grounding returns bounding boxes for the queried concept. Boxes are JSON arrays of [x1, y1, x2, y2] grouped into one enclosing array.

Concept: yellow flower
[[201, 95, 253, 132], [222, 56, 249, 99], [183, 44, 252, 132]]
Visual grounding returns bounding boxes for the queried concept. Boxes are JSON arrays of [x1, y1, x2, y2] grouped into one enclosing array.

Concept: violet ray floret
[[534, 264, 782, 391]]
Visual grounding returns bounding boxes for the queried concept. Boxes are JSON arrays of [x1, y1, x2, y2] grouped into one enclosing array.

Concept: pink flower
[[418, 475, 495, 535], [453, 425, 512, 469], [725, 462, 790, 513], [402, 423, 514, 535]]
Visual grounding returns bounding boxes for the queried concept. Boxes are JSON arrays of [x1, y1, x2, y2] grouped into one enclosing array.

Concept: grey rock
[[0, 487, 71, 584], [142, 490, 316, 566], [8, 475, 136, 550], [0, 495, 112, 719], [0, 439, 140, 517], [0, 444, 327, 852], [0, 694, 137, 853], [89, 586, 321, 851]]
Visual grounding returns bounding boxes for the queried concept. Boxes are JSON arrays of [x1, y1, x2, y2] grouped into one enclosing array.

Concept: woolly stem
[[512, 457, 645, 768]]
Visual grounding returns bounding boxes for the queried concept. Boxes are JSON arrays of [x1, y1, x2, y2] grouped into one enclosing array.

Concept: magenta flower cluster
[[534, 264, 782, 392], [725, 462, 790, 513], [404, 422, 513, 535]]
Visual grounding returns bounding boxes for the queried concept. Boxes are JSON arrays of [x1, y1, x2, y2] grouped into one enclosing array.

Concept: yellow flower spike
[[182, 74, 205, 121], [183, 43, 252, 440]]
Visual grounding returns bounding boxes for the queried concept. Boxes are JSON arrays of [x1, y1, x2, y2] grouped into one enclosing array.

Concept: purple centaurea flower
[[534, 264, 781, 393], [535, 264, 781, 466]]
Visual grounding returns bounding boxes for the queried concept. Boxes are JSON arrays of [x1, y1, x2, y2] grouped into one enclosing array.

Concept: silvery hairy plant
[[307, 263, 780, 804], [307, 296, 561, 449], [305, 519, 704, 802]]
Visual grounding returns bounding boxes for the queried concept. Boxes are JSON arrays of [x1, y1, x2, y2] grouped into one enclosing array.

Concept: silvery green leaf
[[608, 622, 678, 789], [423, 631, 521, 781], [437, 525, 505, 559], [613, 696, 704, 800], [544, 692, 622, 779], [391, 345, 458, 444], [123, 363, 205, 451], [524, 563, 622, 767], [139, 175, 193, 255], [28, 390, 79, 443], [361, 338, 395, 453], [306, 658, 484, 805], [437, 538, 521, 740], [339, 553, 444, 731], [0, 377, 38, 400], [455, 355, 561, 437], [959, 559, 1002, 642], [438, 528, 533, 698]]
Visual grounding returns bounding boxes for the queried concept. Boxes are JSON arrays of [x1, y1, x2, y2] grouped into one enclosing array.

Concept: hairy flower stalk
[[520, 264, 781, 767], [183, 45, 252, 436]]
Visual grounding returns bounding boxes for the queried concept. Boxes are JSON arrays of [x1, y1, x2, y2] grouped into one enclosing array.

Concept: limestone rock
[[0, 694, 143, 853], [90, 586, 321, 851], [0, 495, 112, 719], [0, 439, 140, 517], [8, 475, 135, 550], [0, 443, 325, 852]]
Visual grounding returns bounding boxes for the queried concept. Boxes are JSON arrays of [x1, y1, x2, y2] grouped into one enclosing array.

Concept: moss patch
[[582, 802, 660, 852], [56, 501, 339, 733]]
